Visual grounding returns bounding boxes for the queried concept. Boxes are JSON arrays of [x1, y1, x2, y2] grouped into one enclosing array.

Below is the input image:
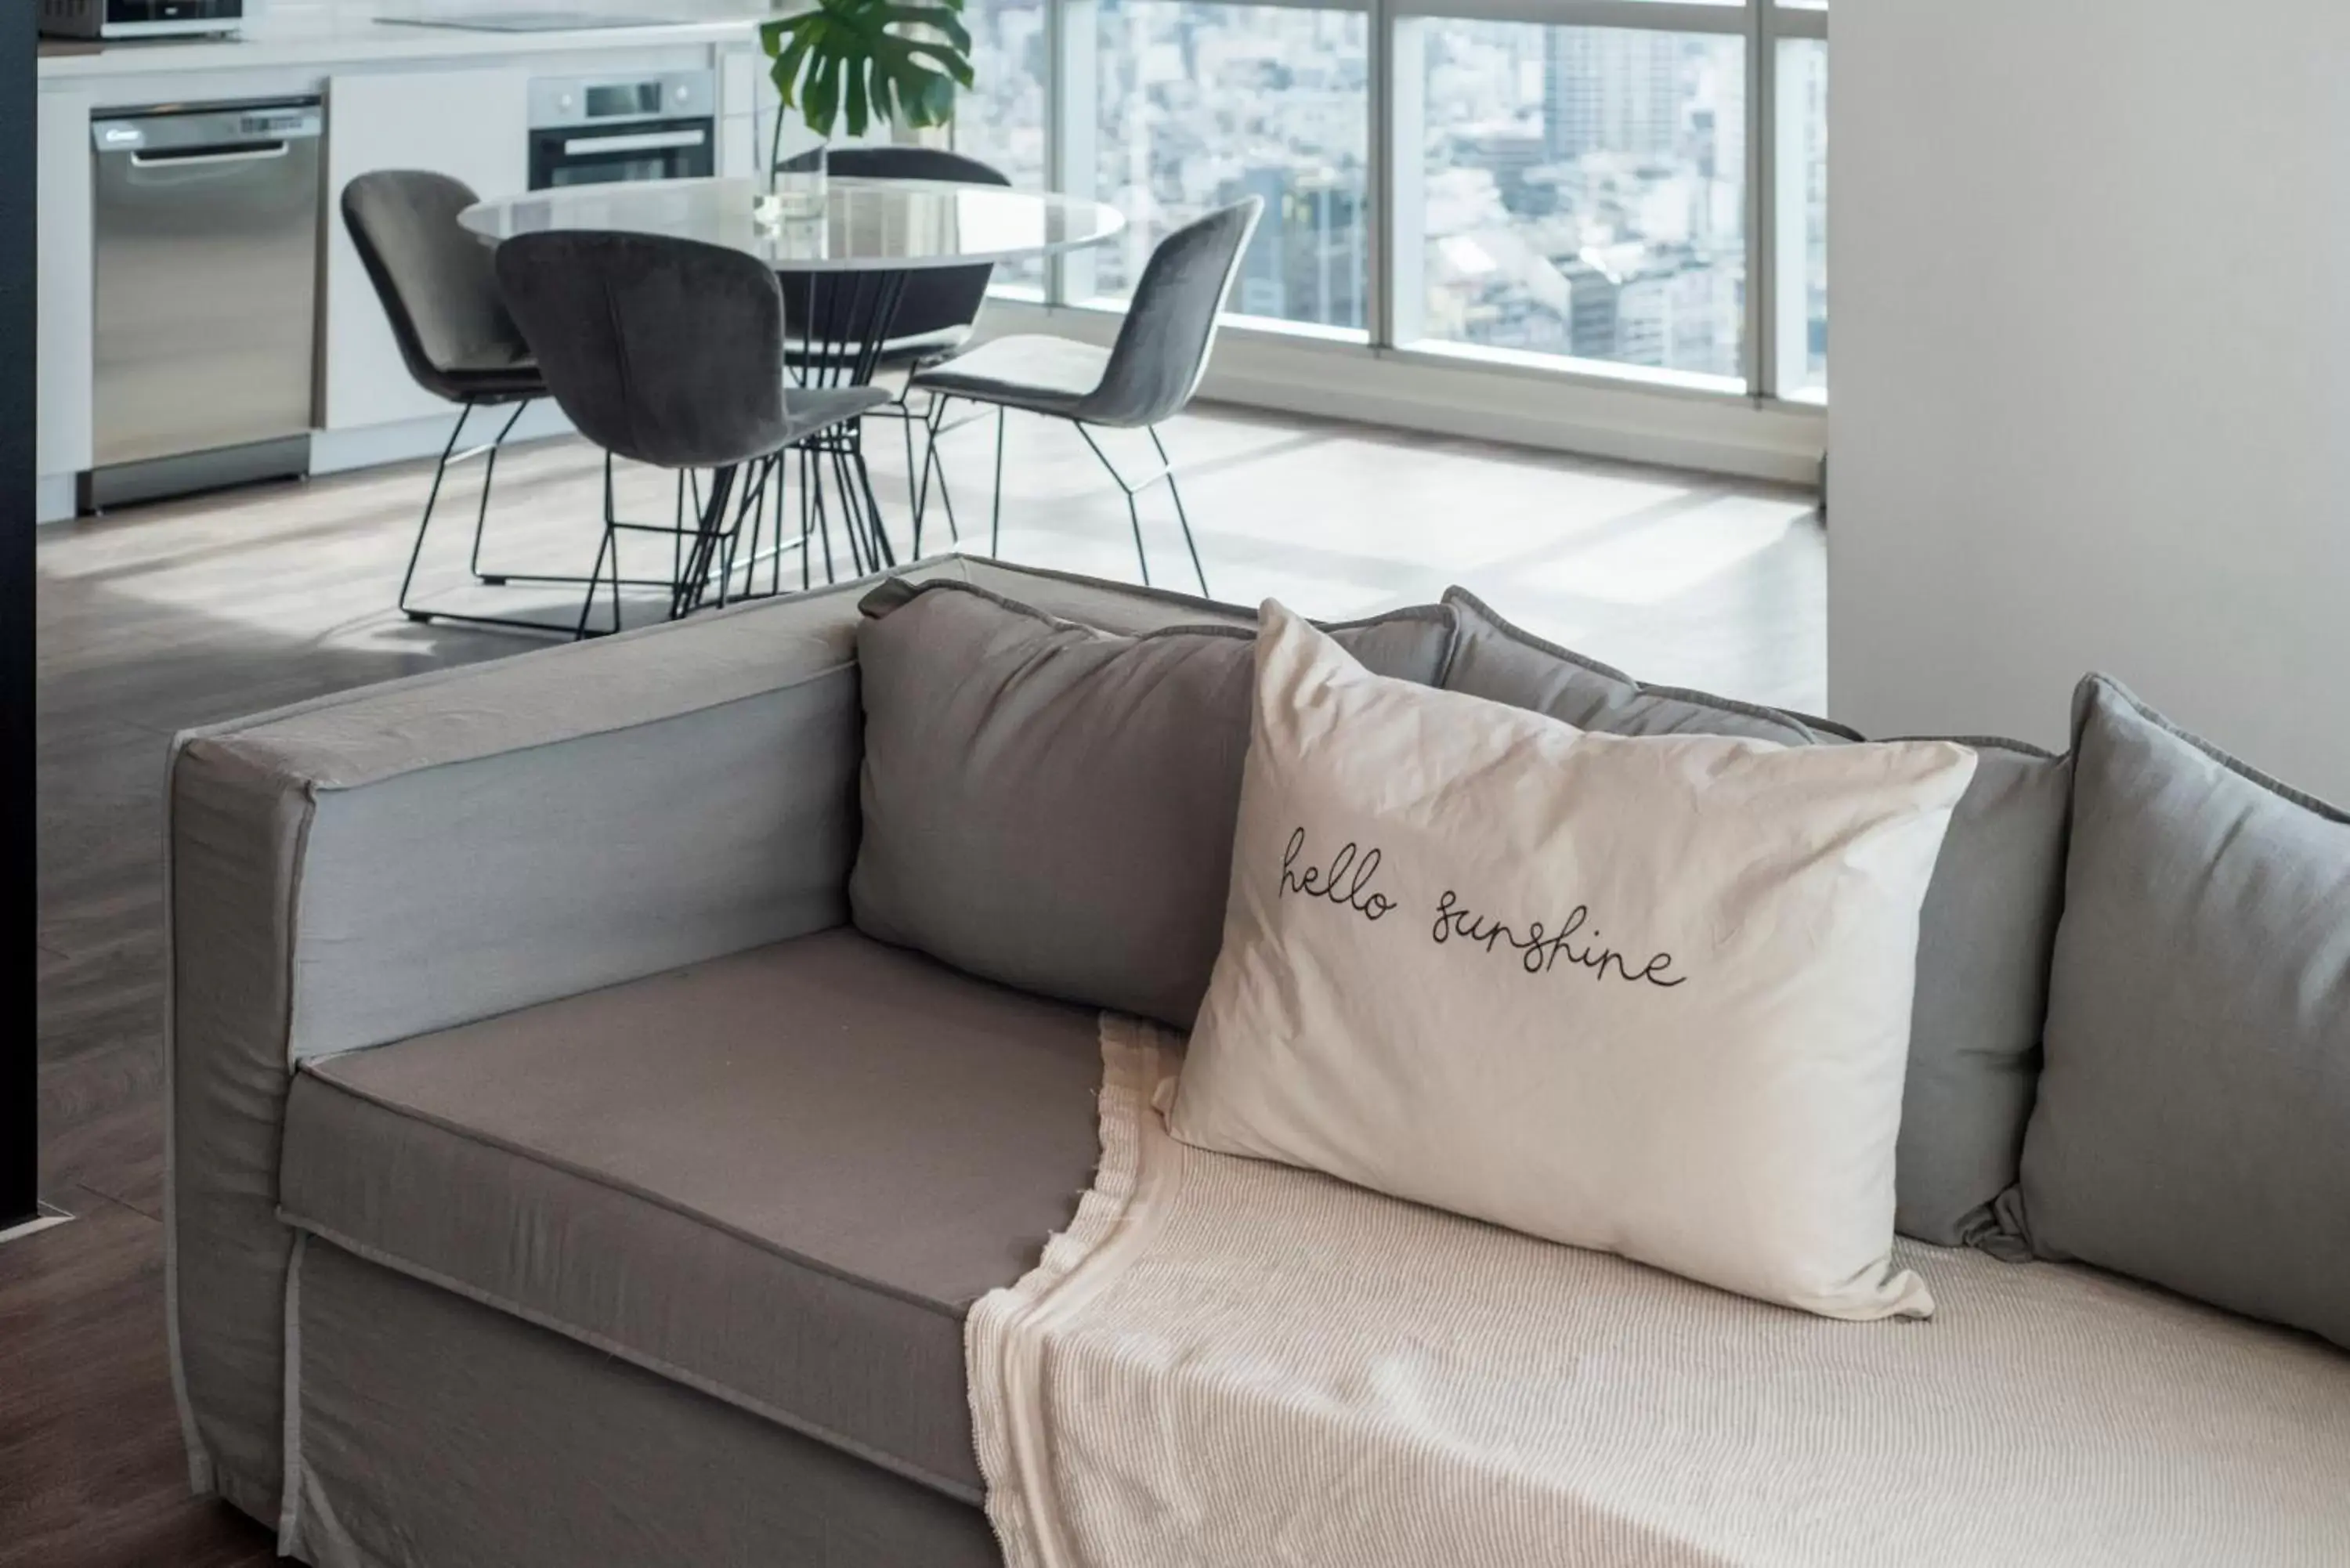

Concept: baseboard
[[1199, 349, 1826, 487], [309, 403, 580, 478], [0, 1201, 74, 1248], [39, 405, 584, 520], [967, 300, 1827, 487]]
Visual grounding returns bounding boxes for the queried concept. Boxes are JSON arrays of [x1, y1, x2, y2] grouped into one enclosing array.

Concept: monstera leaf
[[759, 0, 974, 144]]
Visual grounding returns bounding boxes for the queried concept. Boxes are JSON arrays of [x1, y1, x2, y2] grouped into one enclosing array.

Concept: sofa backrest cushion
[[2008, 675, 2350, 1351], [1439, 587, 1859, 744], [850, 581, 1458, 1028], [1892, 739, 2070, 1248], [880, 555, 1264, 635], [1437, 587, 2071, 1249]]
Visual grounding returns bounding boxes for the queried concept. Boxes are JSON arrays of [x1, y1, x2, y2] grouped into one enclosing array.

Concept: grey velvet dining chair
[[493, 229, 887, 637], [342, 170, 557, 634], [783, 146, 1011, 544], [908, 196, 1262, 595]]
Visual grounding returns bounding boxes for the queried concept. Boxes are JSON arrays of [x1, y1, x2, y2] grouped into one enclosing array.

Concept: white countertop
[[38, 0, 782, 79]]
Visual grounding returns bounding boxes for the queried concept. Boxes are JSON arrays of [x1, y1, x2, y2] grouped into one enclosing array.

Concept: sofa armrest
[[167, 576, 882, 1521]]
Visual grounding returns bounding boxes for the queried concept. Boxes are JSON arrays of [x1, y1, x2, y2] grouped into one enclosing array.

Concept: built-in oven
[[527, 71, 717, 190]]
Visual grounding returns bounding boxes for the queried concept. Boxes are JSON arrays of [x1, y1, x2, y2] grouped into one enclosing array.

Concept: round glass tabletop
[[457, 175, 1125, 273]]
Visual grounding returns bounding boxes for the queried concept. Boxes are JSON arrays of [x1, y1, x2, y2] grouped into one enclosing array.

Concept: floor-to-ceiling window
[[1082, 0, 1370, 335], [1400, 18, 1745, 385], [953, 0, 1827, 410], [960, 0, 1053, 294]]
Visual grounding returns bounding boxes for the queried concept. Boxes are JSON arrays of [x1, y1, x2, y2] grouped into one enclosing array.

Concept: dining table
[[458, 174, 1125, 581]]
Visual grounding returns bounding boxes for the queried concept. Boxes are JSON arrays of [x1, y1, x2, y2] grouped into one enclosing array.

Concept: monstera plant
[[759, 0, 975, 168]]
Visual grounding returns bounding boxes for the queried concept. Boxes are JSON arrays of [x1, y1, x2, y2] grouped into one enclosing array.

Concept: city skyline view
[[953, 2, 1827, 394]]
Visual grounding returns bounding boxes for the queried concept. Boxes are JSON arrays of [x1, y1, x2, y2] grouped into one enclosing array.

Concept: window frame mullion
[[1368, 0, 1397, 349], [1747, 0, 1774, 400]]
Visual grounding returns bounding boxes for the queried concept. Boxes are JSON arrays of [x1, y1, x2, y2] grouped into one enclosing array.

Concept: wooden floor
[[1, 399, 1822, 1566]]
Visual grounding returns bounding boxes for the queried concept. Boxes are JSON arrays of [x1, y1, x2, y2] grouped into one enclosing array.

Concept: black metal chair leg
[[1075, 421, 1154, 587], [1122, 486, 1153, 587], [573, 528, 614, 641], [575, 454, 619, 640], [828, 447, 862, 580], [669, 464, 737, 620], [720, 467, 750, 608], [855, 448, 895, 570], [989, 405, 1007, 558], [465, 399, 531, 584], [808, 448, 833, 585], [608, 511, 624, 634], [785, 453, 804, 602], [831, 446, 870, 577], [827, 446, 865, 583], [902, 397, 924, 558], [798, 450, 815, 590], [913, 392, 962, 549], [1151, 425, 1209, 597], [398, 403, 475, 621], [606, 452, 626, 634]]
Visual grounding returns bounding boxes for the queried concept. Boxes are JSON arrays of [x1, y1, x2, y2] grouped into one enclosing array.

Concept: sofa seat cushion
[[277, 927, 1105, 1503]]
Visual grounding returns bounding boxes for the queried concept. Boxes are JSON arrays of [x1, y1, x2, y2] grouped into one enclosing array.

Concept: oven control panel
[[528, 70, 716, 130]]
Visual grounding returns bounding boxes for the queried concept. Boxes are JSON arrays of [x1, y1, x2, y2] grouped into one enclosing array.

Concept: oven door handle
[[559, 128, 708, 157]]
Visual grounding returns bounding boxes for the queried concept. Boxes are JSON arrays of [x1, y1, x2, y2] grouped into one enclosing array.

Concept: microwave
[[40, 0, 244, 40]]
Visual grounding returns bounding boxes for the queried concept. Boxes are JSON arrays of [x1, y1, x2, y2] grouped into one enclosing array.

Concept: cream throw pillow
[[1166, 603, 1979, 1321]]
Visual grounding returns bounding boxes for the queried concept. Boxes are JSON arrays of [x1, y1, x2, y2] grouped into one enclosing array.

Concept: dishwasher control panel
[[90, 99, 324, 157]]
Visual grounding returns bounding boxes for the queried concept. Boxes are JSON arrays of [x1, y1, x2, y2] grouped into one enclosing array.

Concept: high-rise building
[[1555, 255, 1623, 362], [1232, 165, 1366, 328], [1543, 28, 1683, 163]]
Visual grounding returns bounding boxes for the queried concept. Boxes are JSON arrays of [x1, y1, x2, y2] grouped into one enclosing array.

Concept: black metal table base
[[403, 266, 931, 639], [779, 267, 910, 582]]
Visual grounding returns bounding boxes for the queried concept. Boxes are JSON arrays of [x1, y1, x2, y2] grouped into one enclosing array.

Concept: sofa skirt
[[277, 1238, 1003, 1568]]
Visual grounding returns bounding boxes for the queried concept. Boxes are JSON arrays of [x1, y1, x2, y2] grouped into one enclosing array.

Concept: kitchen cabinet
[[320, 67, 529, 432], [718, 44, 784, 179]]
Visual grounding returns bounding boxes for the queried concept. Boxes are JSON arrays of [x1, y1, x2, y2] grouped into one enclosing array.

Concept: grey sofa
[[166, 557, 2350, 1567]]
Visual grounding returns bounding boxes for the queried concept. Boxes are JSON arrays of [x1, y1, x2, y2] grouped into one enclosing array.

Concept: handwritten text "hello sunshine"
[[1277, 826, 1687, 990]]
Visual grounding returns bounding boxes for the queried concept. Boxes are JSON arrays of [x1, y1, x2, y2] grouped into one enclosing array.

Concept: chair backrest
[[494, 231, 788, 471], [340, 170, 530, 402], [1080, 197, 1264, 429], [787, 147, 1011, 347]]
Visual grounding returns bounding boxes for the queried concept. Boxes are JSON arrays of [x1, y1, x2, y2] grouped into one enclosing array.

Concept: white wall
[[1828, 1, 2350, 797]]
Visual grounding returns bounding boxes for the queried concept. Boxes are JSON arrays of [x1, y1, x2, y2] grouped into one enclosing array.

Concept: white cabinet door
[[720, 45, 788, 178], [37, 90, 94, 478], [322, 67, 529, 432]]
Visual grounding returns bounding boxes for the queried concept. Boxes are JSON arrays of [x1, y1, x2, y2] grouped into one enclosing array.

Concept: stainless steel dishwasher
[[88, 98, 323, 509]]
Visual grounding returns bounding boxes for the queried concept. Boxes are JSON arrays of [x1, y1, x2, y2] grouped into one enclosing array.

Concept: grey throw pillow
[[851, 582, 1457, 1028], [1897, 740, 2070, 1248], [1440, 587, 1859, 744], [1439, 587, 2070, 1249], [2007, 675, 2350, 1351]]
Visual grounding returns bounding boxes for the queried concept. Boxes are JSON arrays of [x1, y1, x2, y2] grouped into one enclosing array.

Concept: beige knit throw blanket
[[964, 1017, 2350, 1568]]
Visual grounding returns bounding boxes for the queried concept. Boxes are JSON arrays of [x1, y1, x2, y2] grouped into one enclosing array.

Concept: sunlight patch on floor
[[1523, 494, 1813, 607]]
